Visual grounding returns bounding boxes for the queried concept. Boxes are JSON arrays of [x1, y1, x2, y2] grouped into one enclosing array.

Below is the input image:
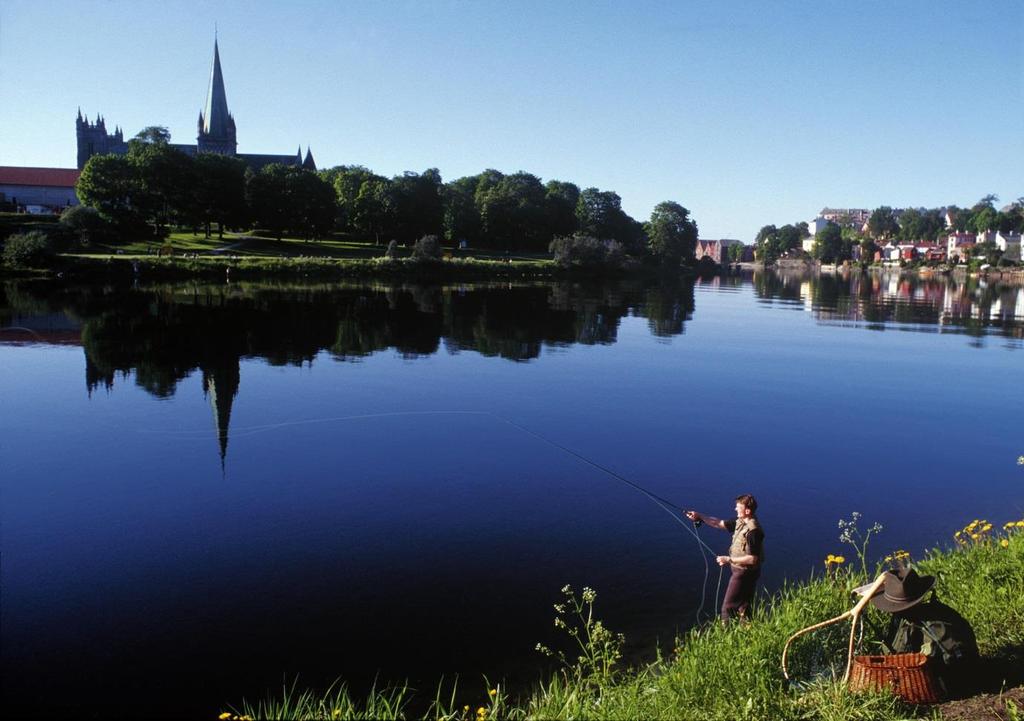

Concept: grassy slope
[[223, 521, 1024, 721]]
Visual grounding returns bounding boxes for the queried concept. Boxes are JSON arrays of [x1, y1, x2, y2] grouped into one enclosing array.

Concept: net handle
[[781, 573, 887, 682]]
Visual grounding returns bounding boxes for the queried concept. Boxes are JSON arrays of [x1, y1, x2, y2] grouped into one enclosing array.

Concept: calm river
[[1, 270, 1021, 717]]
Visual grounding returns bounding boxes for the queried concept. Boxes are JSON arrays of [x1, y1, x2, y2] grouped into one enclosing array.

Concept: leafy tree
[[133, 126, 171, 145], [549, 234, 624, 269], [194, 153, 248, 238], [973, 240, 1002, 265], [353, 177, 395, 244], [76, 154, 145, 238], [286, 168, 337, 240], [246, 164, 291, 240], [974, 194, 998, 210], [972, 206, 998, 234], [127, 131, 196, 236], [390, 169, 443, 243], [59, 205, 112, 245], [755, 225, 777, 246], [544, 180, 580, 240], [477, 172, 548, 250], [2, 230, 54, 267], [442, 175, 482, 245], [576, 188, 624, 239], [727, 242, 746, 263], [860, 238, 879, 263], [811, 222, 845, 262], [867, 206, 899, 240], [411, 234, 442, 261], [645, 201, 697, 267], [998, 200, 1024, 233], [324, 165, 379, 232]]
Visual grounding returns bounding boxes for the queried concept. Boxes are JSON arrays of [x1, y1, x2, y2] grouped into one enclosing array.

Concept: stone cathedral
[[76, 38, 316, 172]]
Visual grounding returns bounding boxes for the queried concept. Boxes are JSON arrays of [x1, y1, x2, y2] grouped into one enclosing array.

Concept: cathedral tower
[[196, 38, 237, 155]]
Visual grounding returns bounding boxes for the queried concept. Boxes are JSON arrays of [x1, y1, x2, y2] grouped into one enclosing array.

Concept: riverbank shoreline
[[2, 253, 709, 282], [224, 521, 1024, 720], [730, 259, 1024, 285]]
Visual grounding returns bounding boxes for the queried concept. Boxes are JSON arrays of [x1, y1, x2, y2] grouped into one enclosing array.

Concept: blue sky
[[1, 0, 1021, 241]]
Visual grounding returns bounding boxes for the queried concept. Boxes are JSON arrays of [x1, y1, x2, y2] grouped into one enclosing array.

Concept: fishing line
[[138, 407, 726, 620]]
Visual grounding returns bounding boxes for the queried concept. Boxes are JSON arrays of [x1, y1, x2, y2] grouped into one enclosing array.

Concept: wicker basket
[[848, 653, 943, 704]]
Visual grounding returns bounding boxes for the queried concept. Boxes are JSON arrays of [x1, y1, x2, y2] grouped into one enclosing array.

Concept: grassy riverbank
[[222, 518, 1024, 720]]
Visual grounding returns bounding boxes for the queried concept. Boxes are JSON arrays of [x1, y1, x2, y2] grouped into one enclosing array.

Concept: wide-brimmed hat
[[853, 569, 935, 613]]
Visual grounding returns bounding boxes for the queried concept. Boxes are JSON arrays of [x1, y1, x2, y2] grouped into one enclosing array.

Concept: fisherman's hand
[[685, 510, 700, 522], [716, 555, 731, 566]]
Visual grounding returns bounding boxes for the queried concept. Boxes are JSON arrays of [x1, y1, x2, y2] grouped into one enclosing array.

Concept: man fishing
[[685, 494, 764, 622]]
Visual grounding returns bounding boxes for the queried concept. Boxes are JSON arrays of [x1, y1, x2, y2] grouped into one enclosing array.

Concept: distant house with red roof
[[0, 166, 80, 213]]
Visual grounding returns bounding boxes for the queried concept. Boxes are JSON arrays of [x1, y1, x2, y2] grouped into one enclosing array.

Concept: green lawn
[[68, 230, 551, 262], [221, 518, 1024, 720]]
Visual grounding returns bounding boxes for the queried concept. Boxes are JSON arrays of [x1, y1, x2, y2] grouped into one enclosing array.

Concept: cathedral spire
[[197, 35, 237, 155], [202, 37, 232, 138]]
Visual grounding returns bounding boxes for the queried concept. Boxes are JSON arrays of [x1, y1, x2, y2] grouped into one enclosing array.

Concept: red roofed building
[[0, 166, 80, 212]]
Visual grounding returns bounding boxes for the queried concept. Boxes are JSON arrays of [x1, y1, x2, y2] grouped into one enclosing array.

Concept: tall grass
[[222, 518, 1024, 720]]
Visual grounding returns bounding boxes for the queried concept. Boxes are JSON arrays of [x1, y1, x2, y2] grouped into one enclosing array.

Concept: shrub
[[60, 205, 112, 245], [549, 234, 625, 270], [2, 230, 56, 268], [411, 235, 442, 261]]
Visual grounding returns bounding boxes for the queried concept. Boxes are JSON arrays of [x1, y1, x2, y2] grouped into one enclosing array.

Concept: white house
[[996, 231, 1022, 261], [808, 217, 831, 236]]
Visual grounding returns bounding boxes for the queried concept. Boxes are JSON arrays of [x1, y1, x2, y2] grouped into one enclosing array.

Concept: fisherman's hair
[[735, 494, 758, 513]]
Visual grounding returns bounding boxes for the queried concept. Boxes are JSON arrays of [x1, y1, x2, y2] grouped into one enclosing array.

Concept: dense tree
[[286, 167, 337, 240], [127, 129, 197, 236], [353, 177, 395, 244], [645, 201, 697, 267], [478, 172, 548, 250], [727, 242, 746, 263], [972, 206, 998, 234], [246, 164, 292, 240], [75, 154, 145, 237], [391, 169, 443, 243], [442, 175, 482, 245], [576, 188, 624, 239], [544, 180, 581, 240], [194, 153, 248, 238], [860, 238, 879, 263], [323, 165, 379, 232], [549, 234, 624, 269], [755, 225, 777, 246], [867, 206, 899, 240], [755, 223, 803, 263], [998, 199, 1024, 233], [59, 205, 112, 244], [811, 222, 845, 263]]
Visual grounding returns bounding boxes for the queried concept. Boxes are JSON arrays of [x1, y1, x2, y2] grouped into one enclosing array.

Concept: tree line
[[755, 195, 1023, 265], [74, 127, 699, 267]]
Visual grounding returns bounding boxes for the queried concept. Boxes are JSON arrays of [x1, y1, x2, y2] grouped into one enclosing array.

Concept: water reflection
[[750, 268, 1024, 339], [2, 270, 1020, 466], [1, 278, 698, 464]]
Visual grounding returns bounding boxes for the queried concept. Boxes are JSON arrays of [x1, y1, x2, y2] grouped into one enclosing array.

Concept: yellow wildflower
[[219, 714, 232, 721], [1001, 539, 1010, 548], [489, 689, 497, 697]]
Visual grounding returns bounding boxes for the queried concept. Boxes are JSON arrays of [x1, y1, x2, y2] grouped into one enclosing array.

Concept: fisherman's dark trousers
[[721, 566, 760, 621]]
